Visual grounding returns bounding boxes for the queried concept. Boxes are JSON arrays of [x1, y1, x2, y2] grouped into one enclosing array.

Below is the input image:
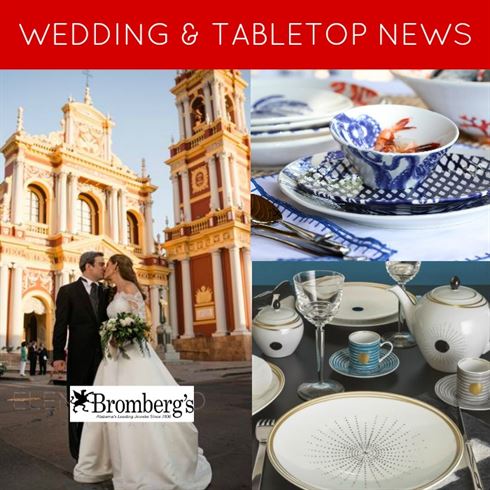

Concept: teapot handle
[[271, 294, 281, 310]]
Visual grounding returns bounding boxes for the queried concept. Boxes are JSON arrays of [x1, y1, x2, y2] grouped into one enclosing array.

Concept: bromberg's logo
[[69, 386, 195, 423], [70, 389, 94, 412]]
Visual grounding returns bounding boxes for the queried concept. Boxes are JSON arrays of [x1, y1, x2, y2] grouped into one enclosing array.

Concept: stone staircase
[[0, 352, 22, 370]]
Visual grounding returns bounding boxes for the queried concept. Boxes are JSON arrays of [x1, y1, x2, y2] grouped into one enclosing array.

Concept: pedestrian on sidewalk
[[28, 341, 38, 376], [38, 344, 48, 375], [19, 341, 27, 377]]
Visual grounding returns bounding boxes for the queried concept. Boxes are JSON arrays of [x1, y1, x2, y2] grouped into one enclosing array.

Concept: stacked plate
[[252, 78, 381, 167], [331, 282, 399, 327], [252, 355, 285, 415], [279, 149, 490, 228]]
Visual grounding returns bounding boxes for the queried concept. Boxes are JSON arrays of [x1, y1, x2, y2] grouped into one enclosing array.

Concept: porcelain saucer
[[435, 374, 490, 411], [329, 347, 400, 379]]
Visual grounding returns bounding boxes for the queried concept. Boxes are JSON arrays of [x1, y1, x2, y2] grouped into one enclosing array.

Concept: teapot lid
[[428, 276, 487, 308], [254, 294, 302, 329]]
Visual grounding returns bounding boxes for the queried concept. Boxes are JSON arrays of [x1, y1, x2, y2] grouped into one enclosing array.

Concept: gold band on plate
[[252, 362, 285, 416], [266, 391, 464, 490]]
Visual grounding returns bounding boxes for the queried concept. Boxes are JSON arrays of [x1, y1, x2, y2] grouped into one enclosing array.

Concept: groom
[[52, 251, 109, 460]]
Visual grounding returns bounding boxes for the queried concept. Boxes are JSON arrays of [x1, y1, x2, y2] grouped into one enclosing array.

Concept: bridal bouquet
[[100, 312, 151, 359]]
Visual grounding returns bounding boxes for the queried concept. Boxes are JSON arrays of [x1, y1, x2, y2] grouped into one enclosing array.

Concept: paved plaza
[[0, 361, 251, 490]]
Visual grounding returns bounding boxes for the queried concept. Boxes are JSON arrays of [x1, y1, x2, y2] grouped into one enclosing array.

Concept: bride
[[74, 254, 212, 490]]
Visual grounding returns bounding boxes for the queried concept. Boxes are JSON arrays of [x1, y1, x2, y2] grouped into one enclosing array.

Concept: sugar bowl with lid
[[253, 293, 304, 358]]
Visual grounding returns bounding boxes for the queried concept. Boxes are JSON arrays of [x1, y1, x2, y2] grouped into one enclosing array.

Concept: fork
[[252, 419, 275, 490]]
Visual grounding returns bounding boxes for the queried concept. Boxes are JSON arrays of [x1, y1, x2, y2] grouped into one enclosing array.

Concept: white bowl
[[330, 104, 459, 190], [392, 70, 490, 141]]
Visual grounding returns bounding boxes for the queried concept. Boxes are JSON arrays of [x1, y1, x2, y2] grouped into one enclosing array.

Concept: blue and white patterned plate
[[296, 151, 490, 213], [329, 348, 400, 379], [252, 80, 353, 126], [278, 159, 490, 228]]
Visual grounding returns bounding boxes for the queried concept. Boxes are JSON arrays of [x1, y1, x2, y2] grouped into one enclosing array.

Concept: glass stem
[[397, 284, 407, 334], [316, 325, 326, 385]]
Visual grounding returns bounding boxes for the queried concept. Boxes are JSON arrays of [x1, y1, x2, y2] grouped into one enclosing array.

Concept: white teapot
[[390, 276, 490, 372]]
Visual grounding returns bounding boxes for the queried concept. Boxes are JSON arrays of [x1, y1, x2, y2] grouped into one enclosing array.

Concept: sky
[[0, 69, 250, 236]]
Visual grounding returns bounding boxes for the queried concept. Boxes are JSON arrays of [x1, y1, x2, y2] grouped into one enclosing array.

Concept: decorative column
[[118, 188, 127, 245], [61, 270, 70, 286], [180, 170, 192, 221], [211, 250, 228, 336], [0, 264, 10, 348], [218, 82, 226, 120], [11, 154, 25, 225], [175, 99, 185, 139], [229, 154, 240, 207], [207, 156, 220, 211], [168, 261, 179, 339], [242, 247, 252, 307], [212, 80, 222, 118], [203, 83, 213, 121], [234, 93, 242, 130], [67, 172, 78, 234], [144, 200, 154, 254], [54, 271, 62, 296], [171, 174, 181, 224], [103, 119, 113, 161], [239, 95, 247, 130], [228, 246, 249, 335], [180, 258, 194, 338], [110, 187, 119, 241], [9, 264, 24, 348], [183, 97, 192, 138], [219, 152, 233, 208], [150, 285, 160, 343], [57, 171, 68, 233]]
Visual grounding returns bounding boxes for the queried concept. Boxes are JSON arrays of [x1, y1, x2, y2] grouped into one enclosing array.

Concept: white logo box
[[70, 386, 194, 422]]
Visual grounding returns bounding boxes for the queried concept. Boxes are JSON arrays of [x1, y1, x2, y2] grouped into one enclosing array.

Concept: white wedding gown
[[73, 291, 212, 490]]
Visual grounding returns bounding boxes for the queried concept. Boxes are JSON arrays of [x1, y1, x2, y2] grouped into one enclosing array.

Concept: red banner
[[2, 0, 490, 68]]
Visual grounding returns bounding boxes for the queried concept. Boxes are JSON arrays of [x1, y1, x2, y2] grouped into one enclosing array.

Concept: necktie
[[90, 282, 99, 316]]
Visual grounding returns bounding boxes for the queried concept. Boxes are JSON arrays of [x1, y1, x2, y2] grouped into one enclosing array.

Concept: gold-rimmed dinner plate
[[267, 391, 463, 489], [252, 362, 285, 416], [331, 282, 399, 327]]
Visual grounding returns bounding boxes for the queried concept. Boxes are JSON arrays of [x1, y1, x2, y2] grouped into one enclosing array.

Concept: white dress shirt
[[81, 275, 98, 296]]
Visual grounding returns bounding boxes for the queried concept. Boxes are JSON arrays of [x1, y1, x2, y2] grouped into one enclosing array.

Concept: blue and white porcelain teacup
[[349, 331, 394, 373], [330, 104, 459, 191]]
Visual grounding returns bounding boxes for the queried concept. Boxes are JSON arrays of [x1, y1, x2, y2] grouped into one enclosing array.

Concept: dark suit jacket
[[28, 346, 37, 362], [52, 278, 108, 386]]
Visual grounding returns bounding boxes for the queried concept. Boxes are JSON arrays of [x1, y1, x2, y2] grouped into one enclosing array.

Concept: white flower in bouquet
[[100, 312, 151, 359], [120, 317, 134, 327]]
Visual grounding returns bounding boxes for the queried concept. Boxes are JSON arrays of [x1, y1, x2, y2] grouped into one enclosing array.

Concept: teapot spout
[[389, 285, 417, 334]]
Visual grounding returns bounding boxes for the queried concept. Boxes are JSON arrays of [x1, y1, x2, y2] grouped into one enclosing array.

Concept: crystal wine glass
[[385, 261, 421, 348], [293, 270, 345, 400]]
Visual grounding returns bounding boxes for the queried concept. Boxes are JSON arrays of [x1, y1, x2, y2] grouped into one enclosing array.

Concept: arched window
[[77, 194, 98, 234], [127, 212, 139, 245], [225, 95, 235, 124], [191, 97, 206, 132], [25, 184, 46, 223]]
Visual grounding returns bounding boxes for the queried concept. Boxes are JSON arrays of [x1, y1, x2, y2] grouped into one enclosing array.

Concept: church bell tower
[[163, 70, 251, 361]]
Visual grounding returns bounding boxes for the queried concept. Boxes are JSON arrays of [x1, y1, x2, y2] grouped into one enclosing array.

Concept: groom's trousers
[[67, 354, 101, 460]]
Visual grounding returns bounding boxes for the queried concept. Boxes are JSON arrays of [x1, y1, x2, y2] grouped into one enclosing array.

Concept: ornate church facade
[[0, 88, 168, 356], [164, 70, 251, 360]]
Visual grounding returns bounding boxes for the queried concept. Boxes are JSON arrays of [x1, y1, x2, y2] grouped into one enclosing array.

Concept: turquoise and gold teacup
[[349, 331, 393, 373]]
